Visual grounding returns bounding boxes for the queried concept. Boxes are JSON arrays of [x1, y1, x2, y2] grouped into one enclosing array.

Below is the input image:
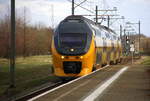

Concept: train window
[[113, 36, 115, 40], [109, 35, 111, 40], [96, 29, 101, 37], [106, 33, 108, 38], [101, 31, 105, 38], [110, 35, 114, 40], [106, 32, 110, 39], [113, 35, 116, 40], [91, 24, 101, 37], [66, 19, 82, 23], [59, 33, 87, 48]]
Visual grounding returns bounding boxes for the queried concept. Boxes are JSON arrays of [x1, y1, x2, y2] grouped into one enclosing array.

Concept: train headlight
[[80, 56, 83, 59], [70, 48, 74, 52], [61, 56, 64, 59]]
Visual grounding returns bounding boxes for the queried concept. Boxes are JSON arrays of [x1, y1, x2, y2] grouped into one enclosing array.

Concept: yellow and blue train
[[51, 15, 122, 78]]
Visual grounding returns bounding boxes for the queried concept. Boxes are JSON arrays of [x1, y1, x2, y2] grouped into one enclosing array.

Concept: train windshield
[[59, 33, 87, 48]]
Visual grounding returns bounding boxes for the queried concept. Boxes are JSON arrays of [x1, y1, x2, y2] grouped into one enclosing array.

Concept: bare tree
[[0, 7, 53, 58], [23, 7, 27, 57]]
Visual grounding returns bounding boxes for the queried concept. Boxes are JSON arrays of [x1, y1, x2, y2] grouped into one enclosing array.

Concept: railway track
[[13, 81, 66, 101], [7, 57, 133, 101]]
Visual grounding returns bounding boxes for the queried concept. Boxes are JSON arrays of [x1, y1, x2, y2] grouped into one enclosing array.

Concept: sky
[[0, 0, 150, 37]]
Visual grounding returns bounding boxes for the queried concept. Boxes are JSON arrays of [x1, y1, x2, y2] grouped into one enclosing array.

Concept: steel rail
[[13, 81, 64, 101]]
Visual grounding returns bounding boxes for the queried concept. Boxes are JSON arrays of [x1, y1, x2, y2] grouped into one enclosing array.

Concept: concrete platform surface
[[28, 64, 150, 101]]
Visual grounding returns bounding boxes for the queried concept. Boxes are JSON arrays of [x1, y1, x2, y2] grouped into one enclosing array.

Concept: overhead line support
[[95, 6, 98, 24], [72, 0, 74, 15], [10, 0, 16, 88]]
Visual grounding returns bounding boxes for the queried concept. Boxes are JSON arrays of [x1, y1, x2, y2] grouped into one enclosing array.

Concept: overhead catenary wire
[[67, 0, 95, 14], [74, 0, 87, 8], [66, 0, 126, 32]]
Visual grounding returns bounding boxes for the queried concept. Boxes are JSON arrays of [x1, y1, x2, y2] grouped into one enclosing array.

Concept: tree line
[[0, 8, 150, 58], [140, 37, 150, 55], [0, 9, 53, 58]]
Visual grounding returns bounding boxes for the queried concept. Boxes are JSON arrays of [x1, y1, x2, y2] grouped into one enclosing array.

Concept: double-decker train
[[51, 15, 122, 78]]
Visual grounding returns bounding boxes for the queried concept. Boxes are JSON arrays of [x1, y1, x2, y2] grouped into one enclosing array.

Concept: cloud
[[15, 0, 71, 26], [0, 0, 9, 4], [0, 0, 72, 27], [0, 0, 10, 16], [127, 0, 150, 4]]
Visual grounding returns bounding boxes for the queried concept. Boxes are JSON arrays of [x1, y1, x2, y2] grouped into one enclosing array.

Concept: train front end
[[51, 16, 96, 78]]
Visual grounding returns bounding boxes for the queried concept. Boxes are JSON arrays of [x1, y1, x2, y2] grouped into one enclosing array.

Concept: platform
[[28, 63, 150, 101]]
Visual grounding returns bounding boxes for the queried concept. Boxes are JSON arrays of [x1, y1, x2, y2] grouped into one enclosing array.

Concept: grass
[[0, 55, 60, 98], [0, 55, 149, 99], [141, 56, 150, 65]]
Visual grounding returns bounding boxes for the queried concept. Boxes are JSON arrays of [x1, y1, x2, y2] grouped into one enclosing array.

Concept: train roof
[[63, 15, 117, 35], [63, 15, 96, 25]]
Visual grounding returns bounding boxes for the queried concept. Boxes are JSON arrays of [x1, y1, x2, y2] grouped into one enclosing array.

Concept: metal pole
[[95, 6, 98, 24], [10, 0, 16, 88], [128, 32, 130, 40], [23, 7, 26, 58], [139, 20, 141, 57], [107, 16, 110, 28], [72, 0, 74, 15], [120, 25, 122, 41], [124, 29, 126, 35], [124, 29, 126, 55]]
